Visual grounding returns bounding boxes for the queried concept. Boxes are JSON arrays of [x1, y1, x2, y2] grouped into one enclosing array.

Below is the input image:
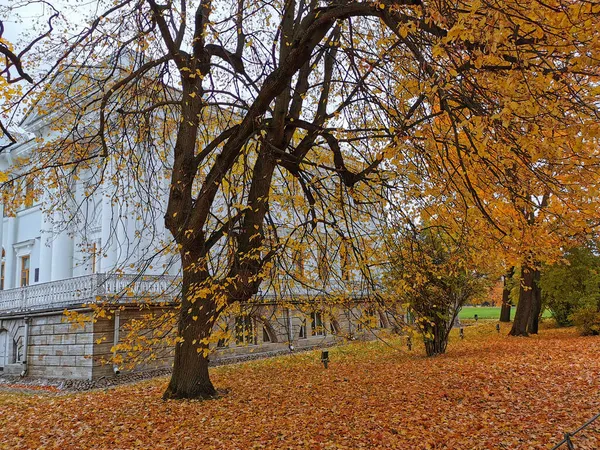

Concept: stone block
[[76, 333, 93, 344], [53, 323, 76, 334], [40, 325, 54, 335], [48, 334, 63, 345], [60, 356, 77, 366], [28, 345, 53, 356], [61, 334, 78, 345], [65, 344, 85, 356], [28, 325, 44, 336], [32, 365, 92, 380], [29, 335, 47, 346], [33, 317, 49, 325], [35, 355, 60, 366], [3, 363, 25, 376]]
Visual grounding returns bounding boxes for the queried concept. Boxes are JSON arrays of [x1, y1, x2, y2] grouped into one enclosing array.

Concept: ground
[[1, 323, 599, 449], [458, 306, 552, 321]]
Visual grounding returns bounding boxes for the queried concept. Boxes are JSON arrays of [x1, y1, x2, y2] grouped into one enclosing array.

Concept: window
[[235, 316, 256, 345], [217, 323, 229, 348], [24, 181, 34, 208], [262, 326, 271, 343], [298, 318, 307, 339], [20, 255, 30, 287], [359, 308, 377, 331], [311, 311, 325, 336]]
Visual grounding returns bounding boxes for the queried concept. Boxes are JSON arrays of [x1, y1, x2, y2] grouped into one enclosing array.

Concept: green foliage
[[385, 226, 493, 356], [540, 246, 600, 331], [570, 305, 600, 336]]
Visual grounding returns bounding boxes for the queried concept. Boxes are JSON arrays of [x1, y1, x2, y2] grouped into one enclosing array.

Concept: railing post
[[20, 287, 27, 310]]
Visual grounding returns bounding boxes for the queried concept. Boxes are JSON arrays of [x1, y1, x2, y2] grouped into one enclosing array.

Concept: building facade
[[0, 67, 386, 380]]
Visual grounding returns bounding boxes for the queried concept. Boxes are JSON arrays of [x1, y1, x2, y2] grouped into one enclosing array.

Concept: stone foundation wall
[[0, 303, 384, 380], [27, 313, 94, 379]]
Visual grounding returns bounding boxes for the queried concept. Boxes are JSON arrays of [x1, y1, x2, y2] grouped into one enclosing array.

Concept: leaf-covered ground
[[1, 324, 599, 449]]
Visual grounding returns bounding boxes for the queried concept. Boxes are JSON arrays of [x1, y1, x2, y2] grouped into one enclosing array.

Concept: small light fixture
[[321, 350, 329, 368]]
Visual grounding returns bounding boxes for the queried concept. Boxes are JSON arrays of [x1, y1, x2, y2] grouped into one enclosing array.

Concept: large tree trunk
[[527, 269, 542, 334], [163, 269, 219, 400], [378, 309, 389, 329], [510, 265, 535, 336], [423, 319, 451, 356], [500, 268, 514, 322]]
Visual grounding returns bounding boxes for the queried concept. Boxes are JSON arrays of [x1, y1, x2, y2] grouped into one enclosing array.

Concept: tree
[[384, 224, 492, 356], [540, 245, 600, 333], [499, 268, 514, 323], [0, 1, 59, 151], [4, 0, 600, 398]]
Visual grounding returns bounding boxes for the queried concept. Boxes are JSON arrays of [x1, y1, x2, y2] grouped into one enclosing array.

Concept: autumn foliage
[[1, 324, 599, 449]]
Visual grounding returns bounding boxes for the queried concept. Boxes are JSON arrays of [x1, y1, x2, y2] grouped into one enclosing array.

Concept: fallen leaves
[[1, 324, 599, 449]]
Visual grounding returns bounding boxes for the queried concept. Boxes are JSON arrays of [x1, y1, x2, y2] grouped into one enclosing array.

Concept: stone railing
[[0, 273, 374, 316], [0, 273, 181, 315]]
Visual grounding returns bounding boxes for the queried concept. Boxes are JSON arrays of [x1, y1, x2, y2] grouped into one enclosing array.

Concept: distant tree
[[499, 268, 514, 323], [384, 225, 493, 356], [540, 246, 600, 334]]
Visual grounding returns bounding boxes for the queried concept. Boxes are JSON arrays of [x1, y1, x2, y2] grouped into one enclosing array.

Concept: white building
[[0, 66, 384, 379]]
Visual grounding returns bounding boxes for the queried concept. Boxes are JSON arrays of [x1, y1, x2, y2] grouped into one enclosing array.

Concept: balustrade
[[0, 273, 181, 314]]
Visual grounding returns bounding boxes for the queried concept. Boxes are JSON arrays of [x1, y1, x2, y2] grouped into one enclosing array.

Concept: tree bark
[[500, 267, 514, 322], [527, 269, 542, 334], [423, 318, 451, 356], [378, 309, 389, 329], [256, 314, 278, 343], [163, 268, 219, 400], [510, 265, 534, 336]]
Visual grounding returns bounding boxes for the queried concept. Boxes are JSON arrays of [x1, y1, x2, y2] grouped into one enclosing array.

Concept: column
[[38, 202, 53, 283], [50, 209, 73, 281], [125, 200, 137, 273], [101, 191, 118, 273], [72, 180, 87, 277], [4, 216, 16, 289]]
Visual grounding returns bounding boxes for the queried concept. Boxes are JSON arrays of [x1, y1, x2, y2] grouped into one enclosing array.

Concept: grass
[[459, 306, 553, 321]]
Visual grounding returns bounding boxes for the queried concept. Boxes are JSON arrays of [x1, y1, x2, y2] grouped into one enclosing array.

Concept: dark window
[[235, 316, 256, 345], [217, 324, 229, 348], [299, 319, 307, 339], [311, 312, 324, 336]]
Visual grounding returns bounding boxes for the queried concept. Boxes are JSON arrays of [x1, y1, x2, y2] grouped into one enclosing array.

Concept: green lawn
[[458, 306, 552, 321]]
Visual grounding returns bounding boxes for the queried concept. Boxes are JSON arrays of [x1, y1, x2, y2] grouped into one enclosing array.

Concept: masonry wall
[[1, 303, 385, 380], [27, 313, 94, 379], [91, 308, 175, 378]]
